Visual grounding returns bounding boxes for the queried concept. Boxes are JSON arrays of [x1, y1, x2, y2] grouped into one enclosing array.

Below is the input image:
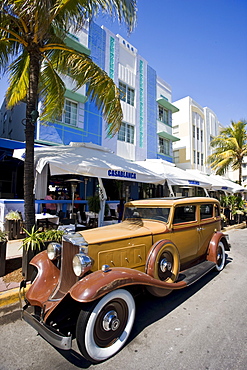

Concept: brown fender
[[207, 232, 227, 264], [69, 266, 187, 303], [26, 251, 60, 307]]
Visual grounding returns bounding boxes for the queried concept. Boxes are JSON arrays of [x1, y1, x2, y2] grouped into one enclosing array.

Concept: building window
[[197, 152, 200, 165], [118, 122, 134, 144], [197, 127, 200, 140], [119, 82, 135, 106], [193, 125, 195, 138], [193, 150, 196, 164], [201, 153, 204, 166], [173, 125, 179, 135], [174, 150, 179, 164], [64, 99, 77, 126], [201, 130, 203, 142], [159, 137, 169, 155], [158, 105, 168, 124]]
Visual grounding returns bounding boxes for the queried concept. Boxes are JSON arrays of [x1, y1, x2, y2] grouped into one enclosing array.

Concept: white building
[[172, 96, 220, 174]]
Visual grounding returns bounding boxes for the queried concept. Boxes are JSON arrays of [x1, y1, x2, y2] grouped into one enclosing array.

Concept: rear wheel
[[215, 241, 226, 272], [76, 289, 135, 363]]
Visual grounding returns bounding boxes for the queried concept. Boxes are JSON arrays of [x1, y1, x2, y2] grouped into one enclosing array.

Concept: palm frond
[[51, 0, 137, 34], [39, 58, 66, 122], [46, 47, 123, 134], [208, 120, 247, 178], [6, 52, 29, 107]]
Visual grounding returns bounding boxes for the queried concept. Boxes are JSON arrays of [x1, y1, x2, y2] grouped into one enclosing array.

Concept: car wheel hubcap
[[158, 251, 173, 281], [103, 310, 120, 331], [160, 258, 172, 272]]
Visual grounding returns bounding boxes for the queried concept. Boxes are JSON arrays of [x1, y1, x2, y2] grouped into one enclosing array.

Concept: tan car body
[[21, 197, 230, 363]]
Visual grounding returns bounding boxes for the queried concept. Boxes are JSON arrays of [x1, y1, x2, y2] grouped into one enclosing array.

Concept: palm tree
[[0, 0, 137, 232], [208, 120, 247, 185]]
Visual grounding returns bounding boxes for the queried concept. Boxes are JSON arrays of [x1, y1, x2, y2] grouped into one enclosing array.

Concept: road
[[0, 228, 247, 370]]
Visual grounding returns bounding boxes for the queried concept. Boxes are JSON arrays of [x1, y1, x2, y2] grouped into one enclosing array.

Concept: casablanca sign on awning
[[13, 142, 165, 193]]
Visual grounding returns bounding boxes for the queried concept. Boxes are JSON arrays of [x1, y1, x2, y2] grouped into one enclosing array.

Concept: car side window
[[215, 204, 220, 217], [173, 205, 196, 224], [200, 204, 213, 219]]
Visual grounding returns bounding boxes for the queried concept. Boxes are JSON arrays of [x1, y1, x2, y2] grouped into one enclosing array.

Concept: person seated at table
[[44, 192, 57, 215]]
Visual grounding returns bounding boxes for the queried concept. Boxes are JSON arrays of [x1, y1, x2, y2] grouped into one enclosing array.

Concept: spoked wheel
[[215, 241, 226, 272], [76, 289, 135, 363]]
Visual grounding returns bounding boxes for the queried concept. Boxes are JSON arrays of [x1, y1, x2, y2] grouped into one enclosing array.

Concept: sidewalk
[[0, 239, 23, 292], [0, 223, 246, 317], [0, 239, 24, 316]]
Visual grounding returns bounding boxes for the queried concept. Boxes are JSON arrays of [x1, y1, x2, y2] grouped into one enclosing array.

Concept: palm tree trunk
[[24, 51, 40, 232], [239, 159, 242, 185]]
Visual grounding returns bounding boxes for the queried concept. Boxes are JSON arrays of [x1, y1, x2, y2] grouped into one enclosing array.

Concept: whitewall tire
[[76, 289, 135, 363]]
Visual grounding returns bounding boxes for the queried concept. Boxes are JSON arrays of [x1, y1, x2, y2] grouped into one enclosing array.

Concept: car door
[[170, 204, 199, 265], [197, 203, 218, 257]]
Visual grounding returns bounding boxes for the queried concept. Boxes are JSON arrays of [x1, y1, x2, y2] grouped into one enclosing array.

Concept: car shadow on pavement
[[51, 255, 232, 367], [130, 255, 232, 343]]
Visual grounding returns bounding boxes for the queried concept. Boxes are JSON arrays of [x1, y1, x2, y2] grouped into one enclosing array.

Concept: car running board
[[177, 261, 216, 286]]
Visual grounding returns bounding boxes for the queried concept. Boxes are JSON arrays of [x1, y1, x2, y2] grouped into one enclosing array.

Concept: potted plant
[[5, 210, 22, 240], [0, 230, 7, 277], [41, 228, 65, 247], [21, 226, 45, 281], [22, 226, 65, 280]]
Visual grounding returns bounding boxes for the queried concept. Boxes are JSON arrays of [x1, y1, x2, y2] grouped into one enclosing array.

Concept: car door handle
[[197, 227, 205, 232]]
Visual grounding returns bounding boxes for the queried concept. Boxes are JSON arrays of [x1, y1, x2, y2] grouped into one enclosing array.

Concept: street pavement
[[0, 223, 245, 317]]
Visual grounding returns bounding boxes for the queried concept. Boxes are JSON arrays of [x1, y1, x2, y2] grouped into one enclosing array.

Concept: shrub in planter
[[22, 226, 65, 280], [0, 231, 7, 277], [5, 210, 22, 240]]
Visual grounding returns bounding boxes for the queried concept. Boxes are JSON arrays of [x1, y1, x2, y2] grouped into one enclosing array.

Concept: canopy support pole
[[167, 183, 175, 197], [98, 178, 107, 227]]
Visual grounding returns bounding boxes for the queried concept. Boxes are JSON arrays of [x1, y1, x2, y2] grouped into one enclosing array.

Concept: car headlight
[[47, 242, 61, 260], [73, 253, 92, 277]]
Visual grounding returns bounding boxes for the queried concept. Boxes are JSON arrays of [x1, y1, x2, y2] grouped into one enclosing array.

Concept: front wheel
[[76, 289, 135, 363], [215, 241, 226, 272]]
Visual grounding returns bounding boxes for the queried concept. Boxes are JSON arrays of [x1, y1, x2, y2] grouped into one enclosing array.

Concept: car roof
[[125, 197, 219, 207]]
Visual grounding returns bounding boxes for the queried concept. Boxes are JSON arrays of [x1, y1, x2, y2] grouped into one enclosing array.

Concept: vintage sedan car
[[20, 197, 230, 363]]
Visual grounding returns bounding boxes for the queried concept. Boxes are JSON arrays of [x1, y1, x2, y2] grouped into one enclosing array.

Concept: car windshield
[[124, 206, 170, 222]]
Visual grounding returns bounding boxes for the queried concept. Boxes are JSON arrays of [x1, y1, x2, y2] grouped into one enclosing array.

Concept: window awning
[[157, 98, 179, 113], [158, 131, 180, 142]]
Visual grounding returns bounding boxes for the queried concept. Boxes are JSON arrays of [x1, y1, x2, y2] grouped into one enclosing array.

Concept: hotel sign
[[108, 170, 137, 179]]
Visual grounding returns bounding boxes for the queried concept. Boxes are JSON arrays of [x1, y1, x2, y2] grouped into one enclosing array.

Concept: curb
[[0, 285, 30, 317]]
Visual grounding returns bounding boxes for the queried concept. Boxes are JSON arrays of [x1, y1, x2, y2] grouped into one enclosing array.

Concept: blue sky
[[0, 0, 246, 127]]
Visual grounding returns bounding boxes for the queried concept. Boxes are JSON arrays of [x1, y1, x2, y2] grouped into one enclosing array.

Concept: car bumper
[[22, 309, 72, 350]]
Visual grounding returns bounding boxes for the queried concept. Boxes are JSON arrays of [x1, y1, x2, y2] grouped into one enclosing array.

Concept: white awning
[[13, 142, 165, 184], [135, 159, 211, 188], [209, 174, 246, 193], [186, 170, 246, 193]]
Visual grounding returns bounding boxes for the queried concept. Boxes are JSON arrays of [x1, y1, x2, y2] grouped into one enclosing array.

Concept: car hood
[[79, 219, 168, 244]]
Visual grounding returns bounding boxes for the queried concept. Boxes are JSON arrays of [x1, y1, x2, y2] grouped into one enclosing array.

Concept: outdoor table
[[36, 213, 59, 229]]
